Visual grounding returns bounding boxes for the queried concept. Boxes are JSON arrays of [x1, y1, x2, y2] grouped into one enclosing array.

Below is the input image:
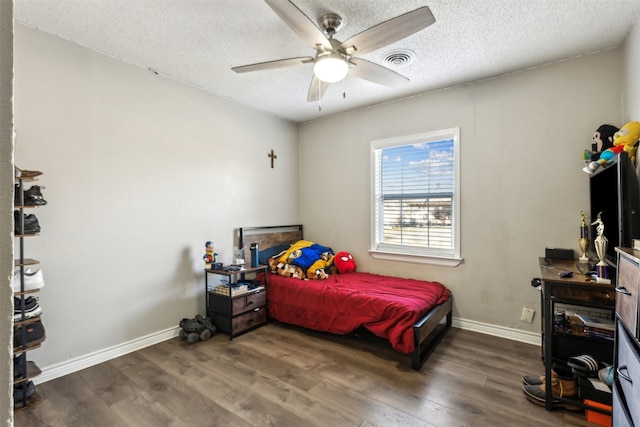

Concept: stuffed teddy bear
[[583, 121, 640, 174], [583, 124, 619, 164], [334, 251, 357, 273], [179, 315, 217, 344], [203, 241, 218, 269]]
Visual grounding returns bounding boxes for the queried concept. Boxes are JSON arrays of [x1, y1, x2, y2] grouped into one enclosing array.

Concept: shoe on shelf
[[13, 211, 41, 234], [14, 319, 46, 348], [22, 214, 42, 233], [22, 196, 47, 207], [13, 296, 40, 312], [567, 354, 604, 378], [23, 185, 47, 206], [14, 184, 47, 206], [13, 380, 36, 404], [14, 167, 42, 179], [13, 269, 45, 292], [13, 296, 42, 321], [13, 306, 42, 322], [13, 353, 27, 380], [13, 296, 38, 311], [598, 364, 614, 386]]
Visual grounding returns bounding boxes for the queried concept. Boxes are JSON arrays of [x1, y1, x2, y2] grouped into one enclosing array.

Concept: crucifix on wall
[[268, 149, 277, 168]]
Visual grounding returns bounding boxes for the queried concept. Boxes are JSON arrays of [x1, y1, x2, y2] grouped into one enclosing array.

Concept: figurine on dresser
[[592, 212, 608, 279]]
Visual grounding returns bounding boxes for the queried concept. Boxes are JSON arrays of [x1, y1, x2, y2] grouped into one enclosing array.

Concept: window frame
[[369, 127, 462, 267]]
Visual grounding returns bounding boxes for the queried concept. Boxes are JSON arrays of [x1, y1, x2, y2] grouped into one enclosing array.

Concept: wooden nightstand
[[204, 265, 268, 339]]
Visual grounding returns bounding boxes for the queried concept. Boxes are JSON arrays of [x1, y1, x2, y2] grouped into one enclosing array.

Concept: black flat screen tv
[[589, 151, 640, 266]]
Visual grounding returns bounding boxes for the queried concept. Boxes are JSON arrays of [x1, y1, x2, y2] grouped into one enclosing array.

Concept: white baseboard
[[34, 317, 540, 384], [453, 317, 541, 346], [34, 326, 180, 385]]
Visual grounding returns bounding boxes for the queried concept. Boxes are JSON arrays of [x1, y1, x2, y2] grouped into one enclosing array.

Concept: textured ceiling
[[14, 0, 640, 123]]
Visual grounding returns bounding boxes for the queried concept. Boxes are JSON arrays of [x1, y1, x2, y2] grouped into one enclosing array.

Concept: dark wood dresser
[[613, 248, 640, 426]]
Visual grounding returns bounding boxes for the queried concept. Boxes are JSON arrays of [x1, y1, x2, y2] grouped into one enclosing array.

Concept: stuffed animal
[[279, 240, 334, 279], [273, 261, 306, 279], [583, 121, 640, 174], [203, 241, 218, 268], [178, 315, 217, 344], [334, 251, 357, 273], [306, 251, 334, 280], [583, 124, 618, 164]]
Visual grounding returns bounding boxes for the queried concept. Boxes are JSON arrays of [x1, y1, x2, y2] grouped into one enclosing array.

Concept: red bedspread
[[264, 272, 450, 354]]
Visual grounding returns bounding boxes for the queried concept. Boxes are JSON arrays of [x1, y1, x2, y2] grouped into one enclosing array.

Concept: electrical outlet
[[520, 307, 535, 323]]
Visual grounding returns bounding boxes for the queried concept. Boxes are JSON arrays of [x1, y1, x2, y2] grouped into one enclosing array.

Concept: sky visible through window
[[381, 139, 454, 196]]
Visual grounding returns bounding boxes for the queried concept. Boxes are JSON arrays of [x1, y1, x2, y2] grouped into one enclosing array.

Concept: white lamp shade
[[313, 53, 349, 83]]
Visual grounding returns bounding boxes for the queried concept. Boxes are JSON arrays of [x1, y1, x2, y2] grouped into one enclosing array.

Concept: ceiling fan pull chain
[[318, 81, 322, 111], [343, 79, 346, 99]]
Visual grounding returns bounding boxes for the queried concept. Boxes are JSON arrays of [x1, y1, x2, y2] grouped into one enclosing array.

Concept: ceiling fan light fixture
[[313, 53, 349, 83]]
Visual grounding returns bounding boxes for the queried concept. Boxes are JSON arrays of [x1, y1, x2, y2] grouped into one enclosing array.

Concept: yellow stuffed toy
[[583, 121, 640, 174]]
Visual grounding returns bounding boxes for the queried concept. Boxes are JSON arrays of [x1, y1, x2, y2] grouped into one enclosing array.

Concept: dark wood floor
[[14, 323, 602, 426]]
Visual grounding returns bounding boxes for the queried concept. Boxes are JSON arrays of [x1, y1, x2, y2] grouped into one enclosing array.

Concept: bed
[[238, 224, 453, 370]]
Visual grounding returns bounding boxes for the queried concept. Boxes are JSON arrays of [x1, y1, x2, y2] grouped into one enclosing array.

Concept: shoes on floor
[[13, 268, 45, 292], [14, 166, 42, 179], [13, 211, 41, 234], [13, 380, 36, 404], [13, 296, 42, 321], [179, 318, 204, 333], [195, 314, 217, 334], [14, 319, 46, 348], [522, 365, 581, 410], [522, 370, 558, 386]]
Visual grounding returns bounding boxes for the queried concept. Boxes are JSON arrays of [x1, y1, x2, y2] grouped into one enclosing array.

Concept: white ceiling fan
[[232, 0, 436, 103]]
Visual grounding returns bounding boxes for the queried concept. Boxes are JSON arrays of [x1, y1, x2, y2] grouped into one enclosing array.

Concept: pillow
[[258, 243, 291, 265], [334, 251, 357, 273]]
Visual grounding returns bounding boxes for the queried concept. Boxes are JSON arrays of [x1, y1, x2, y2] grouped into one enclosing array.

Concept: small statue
[[579, 211, 589, 262], [203, 241, 218, 269], [591, 212, 608, 278]]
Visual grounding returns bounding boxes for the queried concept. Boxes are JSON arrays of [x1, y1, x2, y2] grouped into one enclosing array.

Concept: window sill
[[369, 250, 463, 267]]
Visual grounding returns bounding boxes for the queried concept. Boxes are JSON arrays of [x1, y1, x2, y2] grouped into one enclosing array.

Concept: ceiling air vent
[[382, 49, 416, 68]]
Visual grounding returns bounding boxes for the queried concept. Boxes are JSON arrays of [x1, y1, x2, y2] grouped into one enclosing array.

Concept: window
[[370, 128, 461, 266]]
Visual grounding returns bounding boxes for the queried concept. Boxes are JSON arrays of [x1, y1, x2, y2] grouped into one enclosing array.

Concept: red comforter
[[264, 272, 450, 354]]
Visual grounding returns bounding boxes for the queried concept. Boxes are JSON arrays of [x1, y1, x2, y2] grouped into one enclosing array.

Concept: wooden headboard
[[238, 225, 303, 264]]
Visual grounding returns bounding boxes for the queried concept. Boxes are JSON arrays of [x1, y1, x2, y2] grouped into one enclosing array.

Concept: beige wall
[[298, 49, 624, 333], [12, 24, 299, 374]]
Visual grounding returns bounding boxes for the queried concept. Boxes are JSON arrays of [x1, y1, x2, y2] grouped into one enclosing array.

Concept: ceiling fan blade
[[349, 58, 409, 88], [265, 0, 332, 51], [307, 75, 329, 102], [232, 56, 314, 73], [341, 6, 435, 56]]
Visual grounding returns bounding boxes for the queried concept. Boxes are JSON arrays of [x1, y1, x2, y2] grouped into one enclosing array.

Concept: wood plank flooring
[[14, 323, 602, 426]]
